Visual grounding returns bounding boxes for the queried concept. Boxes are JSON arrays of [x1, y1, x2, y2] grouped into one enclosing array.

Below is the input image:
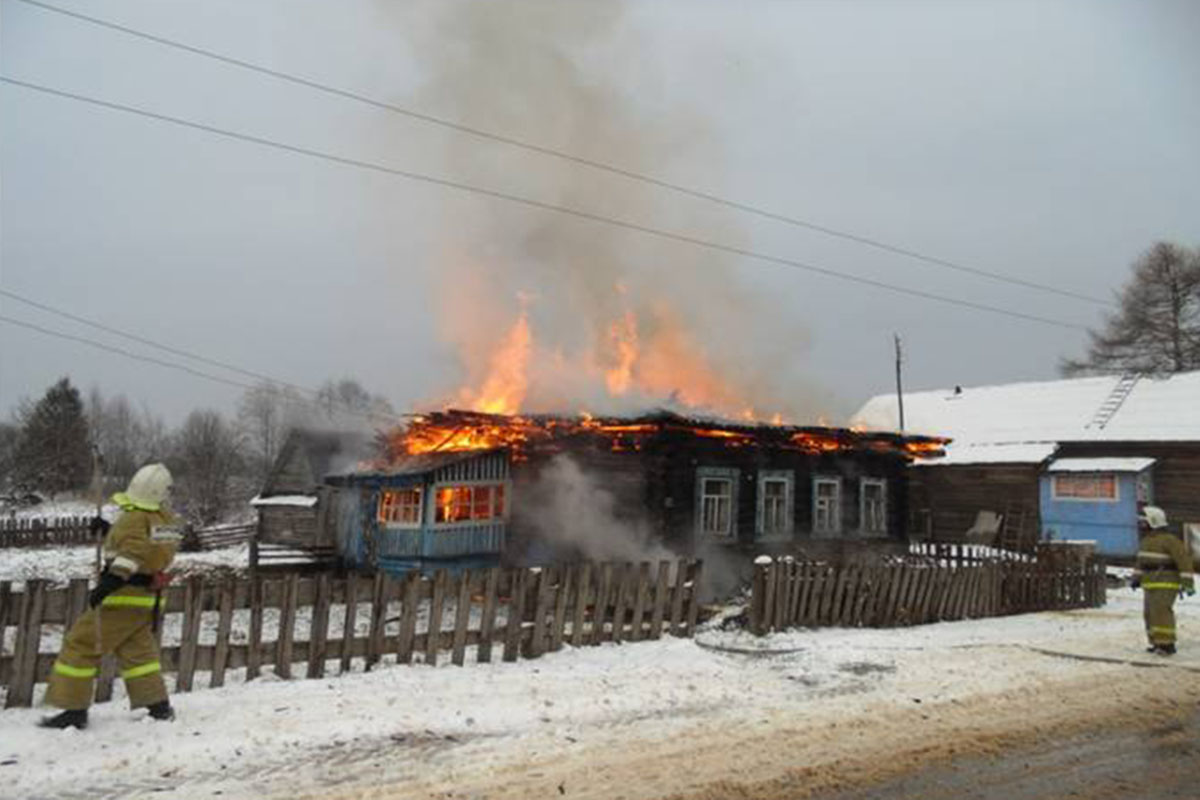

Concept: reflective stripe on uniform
[[1137, 551, 1173, 562], [1142, 582, 1181, 590], [121, 661, 161, 680], [101, 594, 157, 608], [53, 661, 98, 679], [1150, 625, 1176, 634], [109, 555, 139, 574]]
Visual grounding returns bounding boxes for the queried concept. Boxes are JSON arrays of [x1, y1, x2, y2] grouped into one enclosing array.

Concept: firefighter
[[1130, 505, 1195, 656], [39, 463, 182, 729]]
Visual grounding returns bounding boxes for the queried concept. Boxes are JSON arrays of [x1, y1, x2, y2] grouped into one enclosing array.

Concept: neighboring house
[[261, 411, 944, 576], [851, 370, 1200, 559]]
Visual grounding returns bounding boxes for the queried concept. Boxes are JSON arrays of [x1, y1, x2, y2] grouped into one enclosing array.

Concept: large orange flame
[[604, 310, 638, 396], [456, 306, 531, 415]]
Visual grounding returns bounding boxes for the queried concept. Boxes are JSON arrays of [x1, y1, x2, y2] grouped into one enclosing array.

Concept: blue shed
[[328, 449, 510, 576], [1040, 457, 1155, 558]]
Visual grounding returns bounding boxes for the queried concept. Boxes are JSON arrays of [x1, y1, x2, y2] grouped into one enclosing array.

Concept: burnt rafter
[[381, 408, 947, 464]]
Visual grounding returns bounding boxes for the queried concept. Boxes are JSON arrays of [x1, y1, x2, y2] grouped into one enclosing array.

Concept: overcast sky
[[2, 0, 1198, 426]]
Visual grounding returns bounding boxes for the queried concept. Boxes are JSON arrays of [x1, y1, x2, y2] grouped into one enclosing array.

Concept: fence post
[[750, 557, 770, 635], [5, 579, 46, 708]]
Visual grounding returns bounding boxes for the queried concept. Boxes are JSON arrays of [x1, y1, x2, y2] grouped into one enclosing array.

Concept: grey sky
[[2, 0, 1198, 426]]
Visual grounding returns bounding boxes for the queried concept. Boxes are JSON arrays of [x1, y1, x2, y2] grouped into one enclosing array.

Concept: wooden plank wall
[[749, 551, 1105, 634], [0, 517, 98, 549], [0, 559, 703, 709]]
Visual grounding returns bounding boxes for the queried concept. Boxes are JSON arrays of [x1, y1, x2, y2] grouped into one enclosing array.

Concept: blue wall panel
[[1040, 473, 1140, 557]]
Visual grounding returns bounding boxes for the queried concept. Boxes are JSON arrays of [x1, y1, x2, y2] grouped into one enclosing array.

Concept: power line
[[0, 312, 403, 426], [0, 76, 1091, 332], [13, 0, 1113, 309]]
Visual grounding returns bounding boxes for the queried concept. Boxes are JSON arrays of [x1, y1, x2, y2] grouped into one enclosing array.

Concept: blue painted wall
[[1039, 472, 1146, 557]]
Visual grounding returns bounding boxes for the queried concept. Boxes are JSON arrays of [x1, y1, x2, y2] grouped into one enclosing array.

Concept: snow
[[251, 495, 318, 508], [0, 543, 250, 589], [2, 499, 118, 522], [1045, 457, 1156, 473], [915, 442, 1058, 466], [1, 587, 1196, 799], [851, 370, 1200, 447]]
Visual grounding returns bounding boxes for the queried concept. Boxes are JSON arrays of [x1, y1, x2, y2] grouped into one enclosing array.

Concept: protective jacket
[[1134, 532, 1195, 648], [45, 499, 181, 711]]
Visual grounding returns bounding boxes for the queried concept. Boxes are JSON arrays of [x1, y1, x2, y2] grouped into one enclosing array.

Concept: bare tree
[[0, 421, 19, 495], [86, 388, 169, 491], [237, 382, 304, 485], [1063, 242, 1200, 376], [169, 410, 244, 525], [314, 378, 395, 426]]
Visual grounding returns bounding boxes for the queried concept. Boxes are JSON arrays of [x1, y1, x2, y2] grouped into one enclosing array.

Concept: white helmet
[[124, 463, 173, 510], [1139, 505, 1168, 530]]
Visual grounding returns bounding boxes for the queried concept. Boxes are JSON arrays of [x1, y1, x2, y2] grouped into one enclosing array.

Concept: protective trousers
[[45, 603, 166, 710], [1144, 587, 1177, 647]]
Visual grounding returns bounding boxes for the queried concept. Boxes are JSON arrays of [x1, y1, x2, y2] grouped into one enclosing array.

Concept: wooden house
[[315, 410, 944, 576], [852, 370, 1200, 559]]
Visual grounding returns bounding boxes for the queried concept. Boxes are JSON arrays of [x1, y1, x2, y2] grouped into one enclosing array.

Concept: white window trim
[[756, 470, 794, 540], [1051, 473, 1120, 504], [378, 487, 423, 529], [430, 481, 510, 527], [812, 476, 842, 535], [696, 467, 739, 540], [859, 478, 888, 536]]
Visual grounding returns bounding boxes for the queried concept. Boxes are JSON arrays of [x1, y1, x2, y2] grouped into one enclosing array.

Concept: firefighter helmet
[[124, 463, 173, 511], [1139, 505, 1168, 530]]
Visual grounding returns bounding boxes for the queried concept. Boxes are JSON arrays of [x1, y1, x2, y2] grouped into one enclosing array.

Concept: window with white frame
[[433, 483, 506, 524], [813, 477, 841, 534], [860, 478, 887, 534], [377, 487, 422, 527], [1052, 474, 1118, 501], [757, 470, 793, 538], [697, 468, 738, 538]]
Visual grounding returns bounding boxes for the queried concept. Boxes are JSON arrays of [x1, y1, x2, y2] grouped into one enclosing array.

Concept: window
[[1052, 474, 1118, 501], [757, 470, 794, 538], [696, 467, 738, 538], [813, 477, 841, 534], [434, 484, 507, 524], [378, 488, 422, 527], [860, 478, 887, 534]]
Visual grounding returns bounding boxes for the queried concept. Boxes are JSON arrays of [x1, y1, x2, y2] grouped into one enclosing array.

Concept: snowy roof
[[915, 442, 1058, 467], [851, 371, 1200, 452], [250, 494, 319, 508], [1045, 457, 1156, 473]]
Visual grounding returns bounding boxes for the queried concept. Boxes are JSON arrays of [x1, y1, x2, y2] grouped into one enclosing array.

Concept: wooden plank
[[64, 578, 89, 632], [793, 564, 812, 625], [5, 579, 46, 708], [503, 568, 526, 662], [760, 560, 778, 633], [789, 562, 806, 628], [176, 576, 204, 692], [476, 568, 500, 664], [628, 563, 650, 642], [210, 578, 236, 688], [837, 566, 858, 626], [611, 563, 631, 644], [819, 565, 840, 625], [570, 563, 592, 647], [364, 573, 387, 671], [684, 561, 703, 637], [340, 573, 359, 674], [396, 572, 421, 665], [275, 573, 299, 679], [426, 570, 448, 666], [595, 563, 615, 644], [550, 566, 571, 652], [529, 568, 551, 657], [451, 569, 472, 666], [885, 566, 910, 626], [648, 561, 670, 640], [246, 576, 264, 680], [307, 573, 332, 679]]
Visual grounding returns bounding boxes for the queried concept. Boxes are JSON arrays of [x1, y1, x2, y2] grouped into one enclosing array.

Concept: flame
[[456, 306, 531, 415], [604, 310, 639, 396]]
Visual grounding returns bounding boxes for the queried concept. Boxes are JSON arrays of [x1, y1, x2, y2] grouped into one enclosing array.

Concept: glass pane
[[472, 486, 492, 519], [764, 480, 786, 499], [495, 485, 505, 516], [704, 478, 730, 498]]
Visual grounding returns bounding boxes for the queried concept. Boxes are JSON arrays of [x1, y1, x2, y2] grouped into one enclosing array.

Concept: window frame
[[431, 481, 509, 526], [756, 470, 794, 540], [696, 467, 739, 540], [377, 487, 423, 528], [1051, 473, 1119, 503], [812, 476, 842, 535], [859, 477, 888, 536]]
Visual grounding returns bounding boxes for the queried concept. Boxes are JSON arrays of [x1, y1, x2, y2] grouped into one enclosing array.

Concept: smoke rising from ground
[[411, 0, 829, 421]]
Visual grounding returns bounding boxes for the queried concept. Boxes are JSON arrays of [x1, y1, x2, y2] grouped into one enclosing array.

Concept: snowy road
[[2, 588, 1198, 800]]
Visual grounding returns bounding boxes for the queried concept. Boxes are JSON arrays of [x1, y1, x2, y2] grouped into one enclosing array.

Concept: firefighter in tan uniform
[[1131, 505, 1195, 656], [39, 464, 182, 729]]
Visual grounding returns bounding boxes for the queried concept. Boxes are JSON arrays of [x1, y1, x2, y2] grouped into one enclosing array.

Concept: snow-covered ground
[[1, 588, 1197, 800], [0, 542, 251, 589]]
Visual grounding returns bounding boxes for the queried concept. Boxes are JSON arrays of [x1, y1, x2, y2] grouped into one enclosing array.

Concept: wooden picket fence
[[0, 559, 703, 709], [0, 517, 99, 549], [749, 554, 1105, 634]]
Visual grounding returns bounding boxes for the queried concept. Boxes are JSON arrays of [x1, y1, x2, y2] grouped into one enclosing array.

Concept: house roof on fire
[[850, 370, 1200, 466]]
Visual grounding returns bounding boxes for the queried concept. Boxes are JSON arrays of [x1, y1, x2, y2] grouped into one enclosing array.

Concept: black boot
[[1155, 644, 1176, 656], [146, 700, 175, 721], [38, 709, 88, 730]]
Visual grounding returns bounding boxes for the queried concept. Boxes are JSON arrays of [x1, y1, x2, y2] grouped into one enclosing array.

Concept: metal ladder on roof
[[1086, 372, 1141, 430]]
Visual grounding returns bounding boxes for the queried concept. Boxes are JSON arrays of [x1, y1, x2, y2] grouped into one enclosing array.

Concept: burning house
[[272, 409, 945, 576]]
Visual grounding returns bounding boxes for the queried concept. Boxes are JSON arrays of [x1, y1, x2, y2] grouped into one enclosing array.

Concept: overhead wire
[[11, 0, 1113, 308], [0, 76, 1091, 331]]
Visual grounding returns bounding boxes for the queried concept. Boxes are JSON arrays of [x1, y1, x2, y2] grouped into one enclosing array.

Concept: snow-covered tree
[[12, 377, 92, 496]]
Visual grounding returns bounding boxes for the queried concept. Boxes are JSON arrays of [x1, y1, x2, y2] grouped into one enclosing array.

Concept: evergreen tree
[[13, 377, 92, 495], [1063, 242, 1200, 375]]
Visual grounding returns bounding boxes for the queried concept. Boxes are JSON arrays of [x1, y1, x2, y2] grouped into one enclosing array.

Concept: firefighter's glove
[[1129, 577, 1141, 590], [89, 571, 125, 608], [89, 515, 111, 539], [1182, 579, 1196, 598]]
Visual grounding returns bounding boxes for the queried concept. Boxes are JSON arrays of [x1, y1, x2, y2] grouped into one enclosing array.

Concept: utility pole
[[894, 334, 905, 434]]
